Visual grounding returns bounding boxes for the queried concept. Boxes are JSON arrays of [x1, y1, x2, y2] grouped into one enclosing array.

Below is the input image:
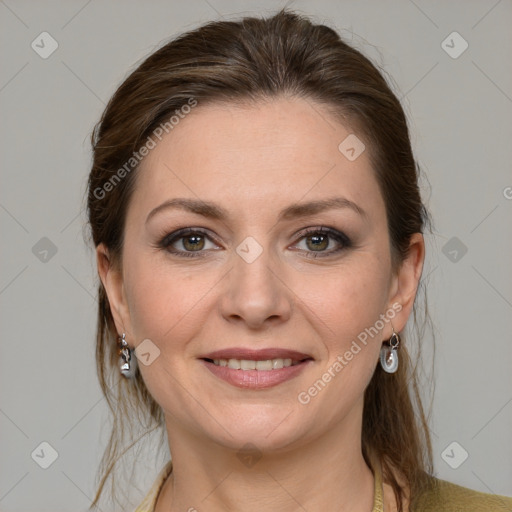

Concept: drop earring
[[380, 328, 400, 373], [118, 333, 137, 378]]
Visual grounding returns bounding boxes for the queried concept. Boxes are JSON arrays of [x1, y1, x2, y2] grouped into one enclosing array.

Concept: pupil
[[308, 234, 327, 251], [184, 235, 204, 251]]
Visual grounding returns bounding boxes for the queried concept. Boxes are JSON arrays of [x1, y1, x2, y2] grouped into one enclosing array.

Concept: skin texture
[[97, 96, 424, 511]]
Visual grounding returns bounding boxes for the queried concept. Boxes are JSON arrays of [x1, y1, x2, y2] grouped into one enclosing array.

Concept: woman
[[86, 9, 512, 512]]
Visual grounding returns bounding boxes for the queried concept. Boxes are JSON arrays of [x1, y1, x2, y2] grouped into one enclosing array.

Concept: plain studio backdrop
[[0, 1, 511, 510]]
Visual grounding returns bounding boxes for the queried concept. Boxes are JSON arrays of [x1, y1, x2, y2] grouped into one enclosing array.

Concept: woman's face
[[99, 96, 422, 453]]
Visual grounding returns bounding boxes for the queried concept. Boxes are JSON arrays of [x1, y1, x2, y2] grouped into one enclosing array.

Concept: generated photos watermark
[[298, 302, 402, 404], [93, 97, 198, 200]]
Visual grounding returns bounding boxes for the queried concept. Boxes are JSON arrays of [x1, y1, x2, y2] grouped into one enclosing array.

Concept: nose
[[218, 244, 294, 330]]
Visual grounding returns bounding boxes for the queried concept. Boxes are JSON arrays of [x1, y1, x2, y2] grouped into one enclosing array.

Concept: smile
[[201, 355, 313, 389], [208, 357, 301, 370]]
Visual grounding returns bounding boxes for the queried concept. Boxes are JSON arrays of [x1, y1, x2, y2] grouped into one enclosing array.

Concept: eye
[[158, 228, 220, 258], [292, 227, 351, 258], [157, 226, 351, 259]]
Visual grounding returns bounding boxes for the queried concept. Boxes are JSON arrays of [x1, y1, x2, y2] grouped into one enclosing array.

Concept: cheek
[[124, 254, 208, 340], [301, 258, 390, 339], [298, 256, 390, 399], [294, 261, 389, 419]]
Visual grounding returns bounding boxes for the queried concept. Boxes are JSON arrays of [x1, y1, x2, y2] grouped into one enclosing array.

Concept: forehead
[[129, 96, 384, 225]]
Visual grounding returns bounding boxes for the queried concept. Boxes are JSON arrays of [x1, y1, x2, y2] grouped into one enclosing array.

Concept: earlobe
[[96, 243, 130, 337], [388, 233, 425, 333]]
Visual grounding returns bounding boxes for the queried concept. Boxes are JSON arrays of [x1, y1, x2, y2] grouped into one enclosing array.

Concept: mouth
[[203, 357, 304, 369], [199, 349, 313, 389]]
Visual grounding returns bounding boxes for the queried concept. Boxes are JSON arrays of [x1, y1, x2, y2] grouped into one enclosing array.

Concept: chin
[[201, 407, 312, 453]]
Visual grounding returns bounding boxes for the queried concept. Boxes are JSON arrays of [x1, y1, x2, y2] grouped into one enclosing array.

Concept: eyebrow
[[145, 196, 367, 225]]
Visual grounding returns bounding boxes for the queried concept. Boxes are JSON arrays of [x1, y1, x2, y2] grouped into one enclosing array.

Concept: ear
[[96, 243, 132, 343], [387, 233, 425, 334]]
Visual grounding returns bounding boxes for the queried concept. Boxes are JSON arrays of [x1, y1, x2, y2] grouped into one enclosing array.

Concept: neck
[[157, 410, 377, 512]]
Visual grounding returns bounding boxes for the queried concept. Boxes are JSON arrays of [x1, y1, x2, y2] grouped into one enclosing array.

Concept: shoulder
[[412, 475, 512, 512]]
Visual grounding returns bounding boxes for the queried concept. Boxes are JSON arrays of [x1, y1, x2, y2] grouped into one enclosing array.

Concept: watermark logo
[[236, 442, 262, 468], [338, 134, 366, 161], [32, 237, 58, 263], [135, 338, 161, 366], [31, 441, 59, 469], [441, 441, 469, 469], [236, 236, 263, 264], [31, 32, 58, 59], [442, 236, 468, 263], [441, 32, 468, 59]]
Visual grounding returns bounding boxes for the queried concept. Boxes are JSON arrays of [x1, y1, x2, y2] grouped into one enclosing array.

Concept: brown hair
[[86, 9, 434, 510]]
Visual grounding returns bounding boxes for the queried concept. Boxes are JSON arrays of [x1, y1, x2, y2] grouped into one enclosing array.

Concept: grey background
[[1, 0, 511, 510]]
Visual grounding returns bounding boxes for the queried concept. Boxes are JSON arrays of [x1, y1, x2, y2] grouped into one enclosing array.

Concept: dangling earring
[[118, 333, 137, 378], [380, 328, 400, 373]]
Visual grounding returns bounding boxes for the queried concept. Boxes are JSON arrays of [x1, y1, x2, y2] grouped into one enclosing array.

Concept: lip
[[199, 348, 314, 389], [201, 348, 313, 361], [201, 359, 312, 389]]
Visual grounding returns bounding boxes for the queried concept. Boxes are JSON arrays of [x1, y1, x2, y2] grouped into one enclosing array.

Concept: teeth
[[256, 360, 272, 370], [272, 358, 284, 369], [240, 360, 256, 370], [228, 359, 241, 369], [212, 358, 301, 370]]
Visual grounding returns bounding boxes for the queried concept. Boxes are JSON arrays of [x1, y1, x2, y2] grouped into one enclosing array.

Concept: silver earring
[[380, 330, 400, 373], [118, 333, 137, 378]]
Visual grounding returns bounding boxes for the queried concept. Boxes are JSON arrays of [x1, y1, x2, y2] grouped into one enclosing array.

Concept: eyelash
[[157, 227, 352, 259]]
